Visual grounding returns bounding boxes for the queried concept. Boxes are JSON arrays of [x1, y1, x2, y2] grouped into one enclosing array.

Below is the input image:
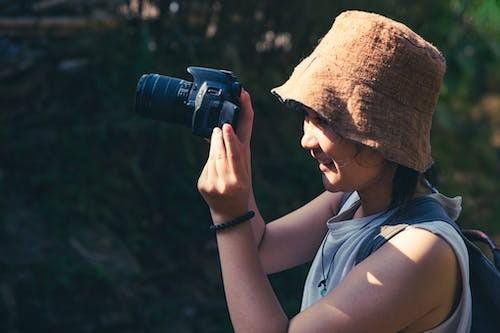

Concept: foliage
[[0, 0, 498, 332]]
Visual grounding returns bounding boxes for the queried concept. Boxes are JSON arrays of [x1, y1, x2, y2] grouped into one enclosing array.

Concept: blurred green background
[[0, 0, 498, 332]]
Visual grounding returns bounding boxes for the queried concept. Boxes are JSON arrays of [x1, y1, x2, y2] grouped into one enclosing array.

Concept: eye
[[301, 108, 329, 127], [311, 115, 329, 126]]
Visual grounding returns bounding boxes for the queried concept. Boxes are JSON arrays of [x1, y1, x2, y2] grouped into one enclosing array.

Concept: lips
[[316, 158, 334, 166], [318, 160, 336, 172], [311, 151, 335, 169]]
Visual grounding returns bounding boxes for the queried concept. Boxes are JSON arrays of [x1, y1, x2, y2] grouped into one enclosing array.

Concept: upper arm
[[258, 191, 345, 274], [288, 228, 460, 333]]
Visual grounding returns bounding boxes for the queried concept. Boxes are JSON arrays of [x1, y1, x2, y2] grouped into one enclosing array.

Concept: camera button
[[207, 87, 222, 96]]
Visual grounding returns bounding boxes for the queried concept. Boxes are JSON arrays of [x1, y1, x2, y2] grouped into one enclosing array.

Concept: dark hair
[[389, 165, 420, 209], [390, 164, 438, 209], [349, 143, 424, 210]]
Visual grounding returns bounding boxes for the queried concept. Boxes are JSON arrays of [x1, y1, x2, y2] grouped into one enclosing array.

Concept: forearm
[[214, 219, 289, 333], [246, 147, 266, 249], [198, 95, 287, 331], [248, 190, 266, 248]]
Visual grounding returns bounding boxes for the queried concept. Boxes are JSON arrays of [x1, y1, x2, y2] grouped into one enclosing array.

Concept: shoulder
[[383, 227, 462, 308], [386, 226, 459, 272], [363, 226, 459, 315], [381, 226, 463, 331]]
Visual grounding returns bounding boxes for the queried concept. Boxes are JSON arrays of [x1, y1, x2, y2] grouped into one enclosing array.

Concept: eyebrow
[[287, 101, 327, 121], [303, 107, 327, 121]]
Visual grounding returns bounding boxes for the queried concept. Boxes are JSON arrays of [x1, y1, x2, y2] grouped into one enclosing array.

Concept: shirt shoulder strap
[[337, 191, 354, 214]]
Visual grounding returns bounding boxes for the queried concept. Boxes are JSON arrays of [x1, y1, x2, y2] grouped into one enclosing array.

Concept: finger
[[222, 123, 243, 174], [239, 88, 252, 109], [197, 161, 209, 190], [207, 127, 220, 180], [236, 88, 254, 146], [212, 126, 228, 176]]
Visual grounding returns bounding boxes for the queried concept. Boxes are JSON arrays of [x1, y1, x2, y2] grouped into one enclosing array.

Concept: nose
[[301, 122, 319, 150]]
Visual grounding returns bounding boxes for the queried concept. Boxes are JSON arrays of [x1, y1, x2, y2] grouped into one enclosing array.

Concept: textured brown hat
[[271, 10, 446, 172]]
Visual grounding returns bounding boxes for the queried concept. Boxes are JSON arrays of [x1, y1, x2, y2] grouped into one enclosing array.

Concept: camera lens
[[135, 74, 193, 126]]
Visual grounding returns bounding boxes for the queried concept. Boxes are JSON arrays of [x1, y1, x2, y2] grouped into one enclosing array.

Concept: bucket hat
[[271, 10, 446, 172]]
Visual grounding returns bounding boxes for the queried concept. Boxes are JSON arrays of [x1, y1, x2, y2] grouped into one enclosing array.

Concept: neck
[[353, 167, 433, 218], [354, 164, 396, 218]]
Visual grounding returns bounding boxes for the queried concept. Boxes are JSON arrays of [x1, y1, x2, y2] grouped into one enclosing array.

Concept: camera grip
[[219, 100, 240, 130]]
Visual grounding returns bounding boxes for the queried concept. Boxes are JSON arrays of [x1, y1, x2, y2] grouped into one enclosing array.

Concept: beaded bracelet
[[209, 211, 255, 232]]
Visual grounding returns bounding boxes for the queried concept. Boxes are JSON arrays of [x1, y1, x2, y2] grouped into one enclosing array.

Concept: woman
[[197, 10, 471, 333]]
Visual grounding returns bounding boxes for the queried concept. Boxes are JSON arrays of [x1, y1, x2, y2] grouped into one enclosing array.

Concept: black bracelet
[[209, 211, 255, 232]]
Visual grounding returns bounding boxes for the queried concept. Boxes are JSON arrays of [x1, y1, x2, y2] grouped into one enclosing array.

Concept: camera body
[[135, 67, 242, 138]]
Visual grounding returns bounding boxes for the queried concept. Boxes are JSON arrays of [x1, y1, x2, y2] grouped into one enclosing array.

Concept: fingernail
[[213, 127, 221, 135]]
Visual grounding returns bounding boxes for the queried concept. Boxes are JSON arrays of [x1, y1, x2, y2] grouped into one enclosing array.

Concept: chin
[[321, 173, 342, 192], [321, 170, 356, 193]]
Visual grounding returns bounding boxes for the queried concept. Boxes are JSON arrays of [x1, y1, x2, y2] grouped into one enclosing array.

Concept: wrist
[[209, 211, 255, 232], [210, 208, 249, 225]]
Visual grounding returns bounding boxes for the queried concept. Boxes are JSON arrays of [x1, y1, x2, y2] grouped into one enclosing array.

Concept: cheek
[[316, 131, 335, 152], [320, 163, 361, 193], [317, 135, 357, 163]]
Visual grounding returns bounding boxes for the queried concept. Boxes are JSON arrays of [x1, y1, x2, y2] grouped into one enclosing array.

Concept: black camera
[[135, 66, 242, 138]]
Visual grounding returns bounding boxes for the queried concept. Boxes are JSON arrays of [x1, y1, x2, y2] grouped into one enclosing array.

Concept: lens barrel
[[135, 74, 193, 126]]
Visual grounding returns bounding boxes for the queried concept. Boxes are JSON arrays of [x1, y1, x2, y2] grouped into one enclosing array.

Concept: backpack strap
[[355, 196, 500, 269], [355, 196, 455, 265]]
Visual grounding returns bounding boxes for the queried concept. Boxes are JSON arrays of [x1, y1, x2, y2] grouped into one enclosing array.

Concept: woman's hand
[[197, 89, 255, 223], [197, 123, 251, 223]]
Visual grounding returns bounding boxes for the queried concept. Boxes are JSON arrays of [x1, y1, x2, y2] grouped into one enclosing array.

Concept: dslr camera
[[135, 67, 242, 138]]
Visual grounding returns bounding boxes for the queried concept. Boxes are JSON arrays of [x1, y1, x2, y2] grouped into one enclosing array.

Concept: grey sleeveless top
[[300, 191, 472, 332]]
